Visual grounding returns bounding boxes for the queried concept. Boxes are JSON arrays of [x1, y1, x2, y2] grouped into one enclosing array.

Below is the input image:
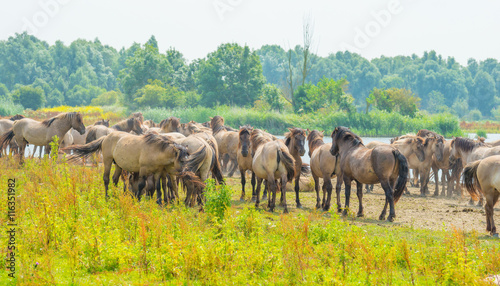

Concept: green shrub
[[204, 179, 232, 223], [476, 129, 487, 139], [0, 99, 24, 116]]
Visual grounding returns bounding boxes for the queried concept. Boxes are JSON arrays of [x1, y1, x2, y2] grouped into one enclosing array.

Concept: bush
[[204, 179, 232, 223], [476, 129, 487, 139], [0, 99, 24, 116]]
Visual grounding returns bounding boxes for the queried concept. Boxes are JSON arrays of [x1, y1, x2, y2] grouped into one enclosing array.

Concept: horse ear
[[288, 128, 293, 132], [307, 128, 311, 132], [321, 130, 324, 135], [209, 117, 213, 120]]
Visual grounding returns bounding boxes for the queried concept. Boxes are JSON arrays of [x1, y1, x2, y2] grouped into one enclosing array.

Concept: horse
[[211, 116, 239, 177], [86, 117, 143, 143], [406, 136, 443, 196], [0, 112, 85, 164], [64, 132, 195, 204], [307, 129, 339, 211], [71, 119, 109, 145], [143, 119, 157, 128], [251, 129, 295, 213], [330, 127, 408, 222], [284, 128, 307, 208], [365, 136, 425, 193], [0, 114, 25, 156], [160, 117, 181, 133], [237, 125, 255, 201], [131, 112, 144, 124], [463, 156, 500, 237], [431, 139, 455, 197]]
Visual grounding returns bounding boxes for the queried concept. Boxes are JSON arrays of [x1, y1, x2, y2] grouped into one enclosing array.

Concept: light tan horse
[[237, 125, 255, 201], [71, 119, 109, 145], [307, 130, 339, 211], [405, 136, 443, 196], [0, 114, 25, 156], [330, 127, 408, 222], [211, 116, 239, 177], [159, 117, 181, 133], [284, 128, 307, 208], [251, 129, 295, 213], [86, 117, 143, 143], [1, 112, 85, 163], [143, 119, 157, 128], [463, 155, 500, 237], [65, 132, 192, 204]]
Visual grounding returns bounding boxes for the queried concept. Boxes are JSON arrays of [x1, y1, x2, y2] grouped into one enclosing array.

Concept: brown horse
[[251, 129, 295, 213], [65, 132, 193, 204], [407, 136, 443, 196], [71, 119, 109, 145], [237, 125, 255, 201], [211, 116, 239, 177], [0, 114, 25, 156], [1, 112, 85, 163], [307, 129, 339, 211], [131, 112, 144, 124], [86, 117, 143, 143], [330, 127, 408, 222], [463, 156, 500, 237], [284, 128, 307, 208], [143, 119, 157, 128]]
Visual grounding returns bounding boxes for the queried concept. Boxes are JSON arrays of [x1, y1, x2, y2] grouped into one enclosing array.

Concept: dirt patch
[[227, 176, 499, 235]]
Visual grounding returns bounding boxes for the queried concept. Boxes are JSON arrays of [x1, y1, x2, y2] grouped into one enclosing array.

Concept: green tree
[[91, 90, 121, 106], [134, 79, 187, 108], [196, 43, 265, 107], [12, 85, 45, 110], [367, 88, 420, 117], [0, 83, 9, 100], [260, 84, 286, 112]]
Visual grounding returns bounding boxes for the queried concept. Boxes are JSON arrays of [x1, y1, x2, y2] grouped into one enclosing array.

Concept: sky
[[0, 0, 499, 65]]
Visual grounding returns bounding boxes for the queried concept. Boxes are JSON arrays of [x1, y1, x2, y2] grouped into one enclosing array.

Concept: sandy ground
[[227, 174, 500, 235]]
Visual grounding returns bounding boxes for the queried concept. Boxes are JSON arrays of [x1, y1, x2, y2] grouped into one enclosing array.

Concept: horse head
[[239, 125, 253, 157], [132, 118, 143, 135], [286, 128, 306, 156], [72, 113, 86, 135]]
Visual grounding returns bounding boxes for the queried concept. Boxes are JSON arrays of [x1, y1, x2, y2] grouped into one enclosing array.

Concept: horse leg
[[254, 177, 263, 209], [136, 175, 147, 202], [294, 174, 302, 208], [356, 180, 364, 217], [419, 168, 426, 197], [432, 166, 440, 197], [342, 177, 351, 216], [281, 176, 289, 213], [477, 193, 484, 207], [335, 176, 342, 213], [228, 158, 238, 177], [251, 172, 256, 202], [313, 174, 320, 209], [323, 178, 333, 212], [413, 169, 419, 188], [380, 181, 396, 222], [486, 191, 499, 236], [239, 168, 246, 201], [154, 174, 162, 206], [103, 161, 112, 199], [262, 180, 268, 201], [269, 178, 278, 212]]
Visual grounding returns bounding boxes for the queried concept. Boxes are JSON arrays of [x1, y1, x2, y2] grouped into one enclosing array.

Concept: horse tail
[[178, 171, 206, 207], [301, 163, 311, 176], [63, 136, 105, 162], [278, 147, 296, 182], [205, 138, 224, 184], [0, 129, 15, 151], [463, 160, 481, 201], [85, 127, 97, 143], [392, 149, 408, 203], [184, 145, 207, 175]]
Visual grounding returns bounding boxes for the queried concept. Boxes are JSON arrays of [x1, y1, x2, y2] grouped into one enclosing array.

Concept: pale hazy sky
[[0, 0, 498, 65]]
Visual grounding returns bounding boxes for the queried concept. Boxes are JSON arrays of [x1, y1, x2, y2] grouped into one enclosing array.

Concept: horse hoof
[[419, 193, 426, 197], [387, 216, 395, 222], [342, 210, 348, 216], [283, 209, 289, 214], [379, 215, 385, 221], [357, 213, 364, 218], [296, 203, 303, 209], [323, 206, 330, 212], [433, 193, 439, 197]]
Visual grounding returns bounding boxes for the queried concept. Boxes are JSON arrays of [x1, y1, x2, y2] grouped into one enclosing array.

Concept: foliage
[[0, 98, 24, 116], [367, 88, 420, 117], [0, 83, 9, 100], [32, 105, 124, 124], [293, 78, 354, 113], [468, 109, 483, 121], [90, 90, 120, 106], [11, 85, 46, 110], [259, 84, 286, 112], [0, 157, 499, 285], [204, 179, 232, 223], [476, 129, 487, 139], [133, 79, 191, 108], [196, 43, 265, 107]]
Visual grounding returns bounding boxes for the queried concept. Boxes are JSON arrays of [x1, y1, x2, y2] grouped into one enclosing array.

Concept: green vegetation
[[140, 106, 462, 137], [476, 129, 488, 139], [1, 157, 499, 285]]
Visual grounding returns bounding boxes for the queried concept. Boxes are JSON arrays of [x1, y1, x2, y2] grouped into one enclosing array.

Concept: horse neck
[[51, 117, 73, 139], [309, 138, 324, 153], [393, 140, 413, 157], [114, 121, 131, 132], [338, 139, 362, 154]]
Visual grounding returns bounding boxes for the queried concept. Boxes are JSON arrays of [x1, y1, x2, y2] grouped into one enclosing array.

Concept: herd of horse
[[0, 112, 499, 237]]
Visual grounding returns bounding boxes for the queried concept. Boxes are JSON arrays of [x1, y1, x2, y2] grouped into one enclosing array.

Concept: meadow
[[1, 154, 499, 285]]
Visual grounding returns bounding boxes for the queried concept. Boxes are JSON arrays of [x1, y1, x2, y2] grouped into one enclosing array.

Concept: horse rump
[[463, 160, 481, 201], [393, 149, 408, 203]]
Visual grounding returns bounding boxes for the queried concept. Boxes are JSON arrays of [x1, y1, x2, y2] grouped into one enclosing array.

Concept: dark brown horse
[[237, 125, 255, 201], [284, 128, 307, 208], [330, 127, 408, 222]]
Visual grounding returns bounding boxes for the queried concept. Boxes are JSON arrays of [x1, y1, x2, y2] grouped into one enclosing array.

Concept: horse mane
[[159, 117, 180, 129], [307, 130, 325, 153], [41, 112, 80, 127], [453, 137, 485, 152], [95, 119, 109, 127], [211, 116, 225, 135], [143, 133, 188, 158], [332, 126, 364, 148], [251, 129, 272, 153], [417, 129, 444, 139], [9, 114, 25, 121]]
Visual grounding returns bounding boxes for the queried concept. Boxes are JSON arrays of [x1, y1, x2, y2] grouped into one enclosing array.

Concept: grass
[[1, 155, 499, 285], [461, 121, 500, 134]]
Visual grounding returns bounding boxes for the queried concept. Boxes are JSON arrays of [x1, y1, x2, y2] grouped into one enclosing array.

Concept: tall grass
[[140, 106, 463, 137], [0, 156, 498, 284]]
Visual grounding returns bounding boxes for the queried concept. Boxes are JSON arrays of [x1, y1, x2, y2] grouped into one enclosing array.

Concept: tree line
[[1, 32, 499, 120]]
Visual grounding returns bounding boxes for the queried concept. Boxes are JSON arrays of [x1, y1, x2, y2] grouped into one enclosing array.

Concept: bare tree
[[301, 15, 315, 86]]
